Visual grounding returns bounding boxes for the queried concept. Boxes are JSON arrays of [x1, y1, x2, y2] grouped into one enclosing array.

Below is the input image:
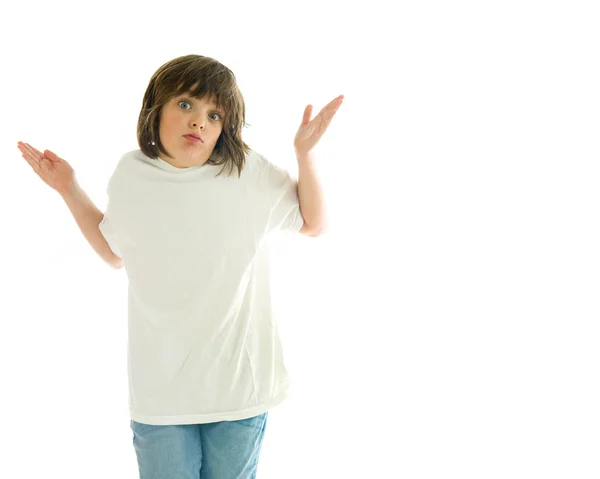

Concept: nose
[[192, 118, 204, 130]]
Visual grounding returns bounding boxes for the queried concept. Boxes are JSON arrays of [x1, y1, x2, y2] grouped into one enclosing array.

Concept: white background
[[1, 0, 599, 477]]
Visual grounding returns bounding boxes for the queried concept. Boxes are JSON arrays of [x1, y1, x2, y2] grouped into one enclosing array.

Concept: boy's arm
[[296, 152, 327, 236], [60, 183, 123, 269]]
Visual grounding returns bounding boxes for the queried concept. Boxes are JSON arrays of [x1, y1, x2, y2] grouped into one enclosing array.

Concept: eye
[[210, 113, 222, 121], [179, 101, 191, 110]]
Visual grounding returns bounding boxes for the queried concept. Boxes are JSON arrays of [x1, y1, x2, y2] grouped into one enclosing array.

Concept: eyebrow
[[178, 95, 225, 114]]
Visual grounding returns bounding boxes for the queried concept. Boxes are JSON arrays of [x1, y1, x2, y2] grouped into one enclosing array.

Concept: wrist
[[58, 181, 80, 199], [295, 150, 316, 163]]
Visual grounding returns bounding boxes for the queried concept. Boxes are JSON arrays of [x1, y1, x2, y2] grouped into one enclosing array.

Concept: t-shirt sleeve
[[99, 214, 121, 257], [266, 162, 305, 234], [98, 176, 122, 257]]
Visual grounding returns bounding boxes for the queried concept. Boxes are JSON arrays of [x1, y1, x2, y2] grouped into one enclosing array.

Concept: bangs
[[173, 75, 235, 118]]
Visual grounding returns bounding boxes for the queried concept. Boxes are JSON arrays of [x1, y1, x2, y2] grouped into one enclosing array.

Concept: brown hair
[[137, 54, 251, 177]]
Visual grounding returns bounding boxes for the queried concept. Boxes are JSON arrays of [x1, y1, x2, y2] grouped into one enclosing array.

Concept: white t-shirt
[[99, 149, 304, 425]]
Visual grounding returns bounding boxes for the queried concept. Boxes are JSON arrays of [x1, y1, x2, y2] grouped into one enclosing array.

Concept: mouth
[[184, 134, 202, 143]]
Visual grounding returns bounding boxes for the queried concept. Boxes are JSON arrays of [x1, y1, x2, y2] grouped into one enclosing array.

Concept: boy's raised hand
[[17, 142, 76, 195], [294, 94, 344, 158]]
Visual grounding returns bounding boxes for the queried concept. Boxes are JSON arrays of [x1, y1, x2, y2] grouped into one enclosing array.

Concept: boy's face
[[158, 91, 225, 168]]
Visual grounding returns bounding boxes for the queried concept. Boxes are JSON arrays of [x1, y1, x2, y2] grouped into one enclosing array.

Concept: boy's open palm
[[294, 95, 344, 158], [17, 142, 76, 195]]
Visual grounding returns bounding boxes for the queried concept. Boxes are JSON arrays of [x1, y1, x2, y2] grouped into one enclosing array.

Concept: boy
[[17, 54, 343, 478]]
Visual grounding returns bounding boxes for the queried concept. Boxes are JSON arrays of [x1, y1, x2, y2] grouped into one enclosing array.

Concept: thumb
[[302, 105, 313, 125], [44, 149, 60, 161]]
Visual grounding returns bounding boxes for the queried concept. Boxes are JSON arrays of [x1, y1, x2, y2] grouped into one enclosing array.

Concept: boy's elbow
[[106, 254, 124, 269], [113, 257, 124, 269]]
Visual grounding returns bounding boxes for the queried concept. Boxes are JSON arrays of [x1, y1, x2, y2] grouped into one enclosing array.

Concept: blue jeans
[[130, 412, 269, 479]]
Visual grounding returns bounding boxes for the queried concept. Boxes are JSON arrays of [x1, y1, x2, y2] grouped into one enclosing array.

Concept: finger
[[316, 97, 343, 121], [20, 143, 45, 164], [315, 106, 340, 127], [18, 142, 39, 157], [307, 96, 343, 126], [325, 95, 344, 111], [20, 149, 42, 172], [302, 105, 313, 125], [327, 96, 344, 114], [17, 142, 39, 162], [22, 142, 46, 159], [18, 143, 47, 172], [23, 143, 55, 164], [319, 115, 335, 134], [321, 97, 338, 109], [318, 104, 341, 132]]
